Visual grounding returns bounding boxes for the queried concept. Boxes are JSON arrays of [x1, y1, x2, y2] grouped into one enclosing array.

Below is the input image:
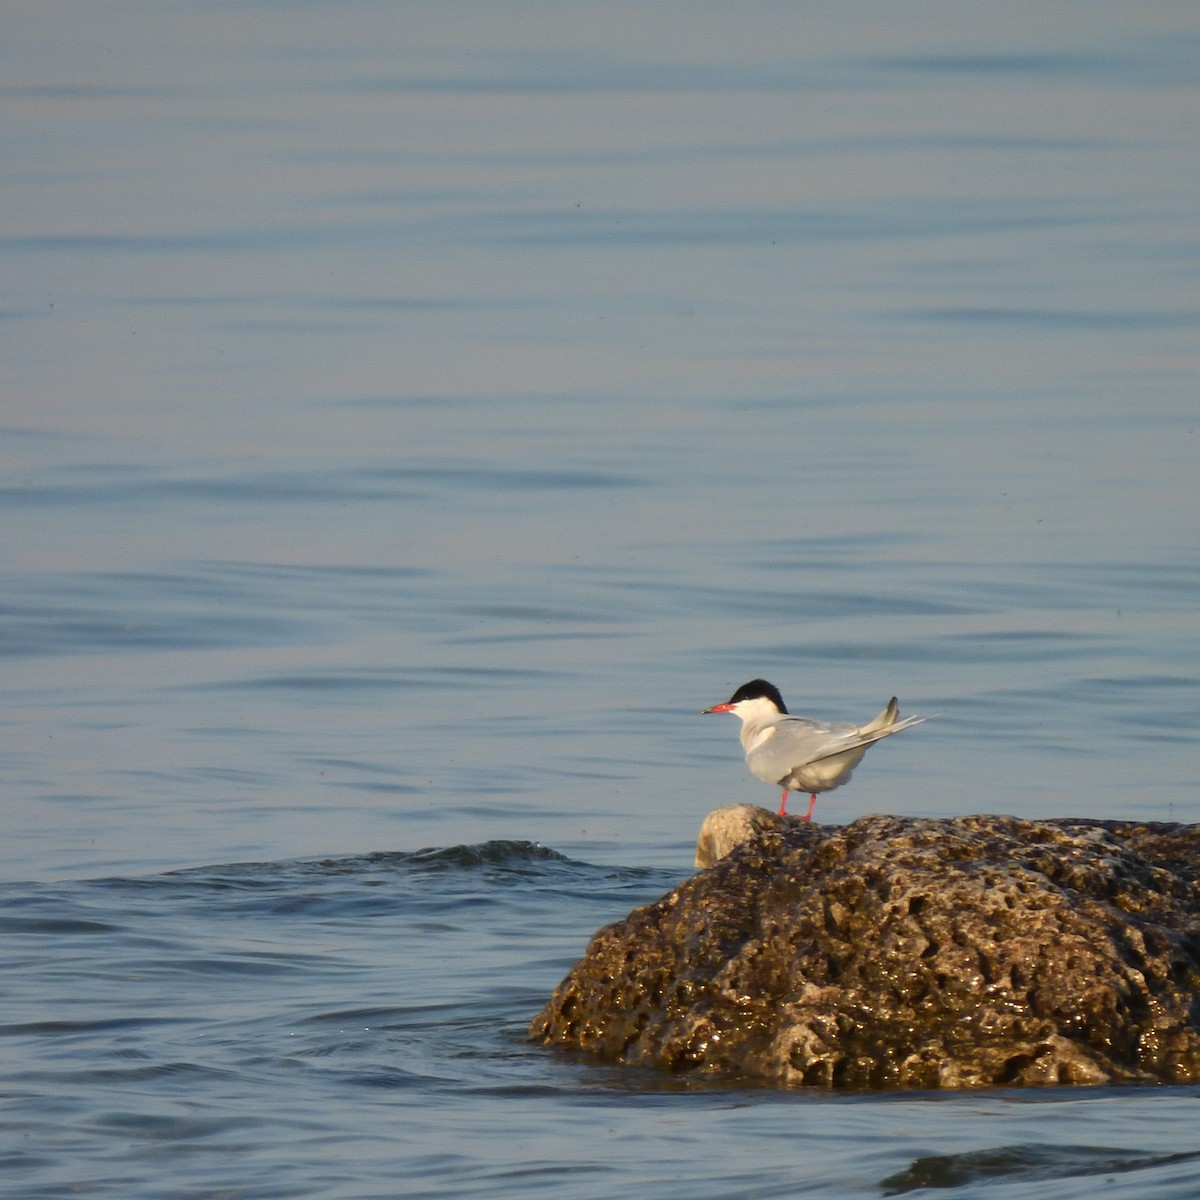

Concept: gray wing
[[745, 716, 853, 784], [746, 706, 928, 785]]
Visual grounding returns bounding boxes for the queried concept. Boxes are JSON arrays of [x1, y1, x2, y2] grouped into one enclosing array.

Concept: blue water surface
[[2, 1, 1198, 1196]]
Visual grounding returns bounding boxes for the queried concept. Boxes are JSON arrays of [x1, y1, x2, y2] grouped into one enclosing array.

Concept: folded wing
[[746, 699, 929, 792]]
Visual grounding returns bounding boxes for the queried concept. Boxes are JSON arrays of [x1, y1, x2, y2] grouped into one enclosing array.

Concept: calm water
[[3, 1, 1199, 1196]]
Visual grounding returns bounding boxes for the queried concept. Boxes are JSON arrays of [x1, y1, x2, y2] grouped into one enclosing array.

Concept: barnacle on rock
[[529, 812, 1200, 1089]]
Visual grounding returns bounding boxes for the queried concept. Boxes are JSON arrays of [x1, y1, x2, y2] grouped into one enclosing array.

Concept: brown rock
[[530, 814, 1200, 1088]]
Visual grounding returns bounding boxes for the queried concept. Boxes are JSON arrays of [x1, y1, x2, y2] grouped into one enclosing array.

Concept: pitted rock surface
[[530, 814, 1200, 1088]]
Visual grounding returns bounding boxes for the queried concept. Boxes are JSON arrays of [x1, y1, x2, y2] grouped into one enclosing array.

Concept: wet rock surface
[[530, 813, 1200, 1088]]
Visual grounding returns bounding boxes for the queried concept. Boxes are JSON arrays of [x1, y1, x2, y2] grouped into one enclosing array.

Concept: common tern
[[702, 679, 929, 820]]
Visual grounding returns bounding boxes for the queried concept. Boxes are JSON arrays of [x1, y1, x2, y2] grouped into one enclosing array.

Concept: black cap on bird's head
[[727, 679, 787, 713]]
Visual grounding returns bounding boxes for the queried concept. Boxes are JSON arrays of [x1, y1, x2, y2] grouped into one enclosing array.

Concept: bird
[[701, 678, 929, 820]]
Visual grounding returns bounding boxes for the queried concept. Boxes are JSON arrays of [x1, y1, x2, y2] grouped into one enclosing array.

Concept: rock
[[694, 803, 786, 868], [530, 814, 1200, 1088]]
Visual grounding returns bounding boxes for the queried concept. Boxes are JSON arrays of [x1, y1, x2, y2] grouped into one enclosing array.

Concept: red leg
[[778, 789, 789, 818], [802, 793, 817, 821]]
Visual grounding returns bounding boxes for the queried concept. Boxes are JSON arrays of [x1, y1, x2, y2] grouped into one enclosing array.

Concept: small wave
[[83, 840, 609, 896], [394, 839, 570, 871], [0, 915, 118, 935], [880, 1142, 1200, 1195]]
